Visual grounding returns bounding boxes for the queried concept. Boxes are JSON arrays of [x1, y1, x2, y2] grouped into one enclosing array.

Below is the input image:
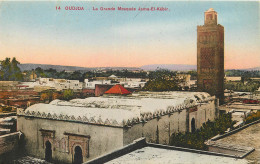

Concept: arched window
[[74, 146, 83, 164], [207, 14, 213, 20], [45, 141, 52, 162], [191, 118, 196, 133]]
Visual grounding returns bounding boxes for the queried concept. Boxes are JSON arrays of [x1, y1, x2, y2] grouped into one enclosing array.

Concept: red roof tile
[[104, 84, 131, 95]]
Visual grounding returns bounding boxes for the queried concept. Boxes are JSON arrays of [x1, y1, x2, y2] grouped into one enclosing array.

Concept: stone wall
[[17, 116, 124, 164], [0, 132, 21, 155], [124, 100, 216, 145], [189, 100, 216, 131], [94, 84, 113, 97], [0, 132, 22, 163]]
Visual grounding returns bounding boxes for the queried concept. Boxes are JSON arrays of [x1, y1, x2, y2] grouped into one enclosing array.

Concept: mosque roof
[[109, 74, 117, 78], [18, 91, 214, 127]]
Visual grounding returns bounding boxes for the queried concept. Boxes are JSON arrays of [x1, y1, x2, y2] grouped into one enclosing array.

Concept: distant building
[[250, 77, 260, 82], [29, 71, 37, 81], [94, 84, 114, 97], [118, 78, 147, 89], [0, 81, 19, 91], [176, 74, 195, 90], [0, 88, 39, 108], [225, 76, 242, 82], [21, 78, 83, 92], [197, 8, 224, 104], [84, 79, 111, 89], [108, 74, 117, 80]]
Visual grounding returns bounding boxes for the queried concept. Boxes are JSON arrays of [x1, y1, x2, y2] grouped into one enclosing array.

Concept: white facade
[[84, 79, 111, 89], [17, 91, 218, 163], [225, 76, 242, 82], [118, 78, 147, 88], [21, 78, 83, 91], [83, 78, 147, 89]]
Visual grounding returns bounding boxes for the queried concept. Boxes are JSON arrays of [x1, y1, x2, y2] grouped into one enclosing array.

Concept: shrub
[[169, 113, 234, 150], [245, 111, 260, 124]]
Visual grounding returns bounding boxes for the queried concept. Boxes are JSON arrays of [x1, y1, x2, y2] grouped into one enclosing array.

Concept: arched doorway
[[45, 141, 52, 162], [191, 118, 196, 133], [74, 146, 83, 164]]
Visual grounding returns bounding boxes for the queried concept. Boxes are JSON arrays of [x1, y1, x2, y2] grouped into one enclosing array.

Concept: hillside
[[141, 64, 196, 71], [18, 64, 141, 72]]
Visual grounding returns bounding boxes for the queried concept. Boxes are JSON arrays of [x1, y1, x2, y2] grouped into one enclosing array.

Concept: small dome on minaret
[[207, 8, 215, 12]]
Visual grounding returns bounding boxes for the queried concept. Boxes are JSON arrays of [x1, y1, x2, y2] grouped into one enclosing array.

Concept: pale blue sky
[[0, 1, 259, 69]]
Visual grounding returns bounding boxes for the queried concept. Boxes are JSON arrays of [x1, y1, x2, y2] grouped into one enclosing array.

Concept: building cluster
[[0, 75, 149, 109], [0, 81, 39, 110], [22, 78, 83, 92], [84, 75, 147, 90], [22, 75, 147, 92]]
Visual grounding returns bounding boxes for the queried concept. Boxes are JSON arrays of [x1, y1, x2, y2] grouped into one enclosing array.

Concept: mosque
[[17, 90, 218, 163]]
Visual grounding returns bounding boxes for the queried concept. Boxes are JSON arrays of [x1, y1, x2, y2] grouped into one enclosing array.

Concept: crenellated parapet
[[17, 92, 216, 128]]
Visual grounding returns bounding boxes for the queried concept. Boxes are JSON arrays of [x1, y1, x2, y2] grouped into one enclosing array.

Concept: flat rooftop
[[105, 146, 247, 164], [18, 91, 214, 127], [219, 102, 260, 112], [216, 122, 260, 163]]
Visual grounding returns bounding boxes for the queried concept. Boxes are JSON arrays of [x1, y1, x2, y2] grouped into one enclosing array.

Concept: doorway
[[191, 118, 196, 133], [45, 141, 52, 162], [74, 146, 83, 164]]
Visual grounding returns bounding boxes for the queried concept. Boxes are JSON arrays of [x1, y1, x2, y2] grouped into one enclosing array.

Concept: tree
[[40, 93, 50, 102], [143, 69, 180, 91], [35, 67, 47, 77], [169, 113, 234, 150], [0, 57, 23, 81], [70, 71, 83, 81], [40, 90, 54, 102], [10, 57, 23, 81], [0, 57, 11, 80], [62, 89, 74, 100]]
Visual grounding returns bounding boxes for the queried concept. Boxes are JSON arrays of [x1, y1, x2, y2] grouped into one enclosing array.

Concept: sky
[[0, 1, 259, 69]]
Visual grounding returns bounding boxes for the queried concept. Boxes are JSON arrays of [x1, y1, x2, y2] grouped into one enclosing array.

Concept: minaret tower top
[[204, 8, 218, 25]]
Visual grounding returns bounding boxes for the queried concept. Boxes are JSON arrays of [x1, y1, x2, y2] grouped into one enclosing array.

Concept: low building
[[17, 91, 218, 163], [21, 78, 83, 92], [250, 77, 260, 82], [84, 79, 111, 89], [82, 89, 95, 97], [0, 90, 40, 109], [119, 78, 147, 89], [225, 76, 242, 82], [0, 81, 19, 91], [176, 74, 197, 90], [94, 84, 113, 97]]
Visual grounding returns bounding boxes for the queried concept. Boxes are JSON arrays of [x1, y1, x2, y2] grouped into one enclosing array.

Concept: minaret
[[197, 8, 224, 104]]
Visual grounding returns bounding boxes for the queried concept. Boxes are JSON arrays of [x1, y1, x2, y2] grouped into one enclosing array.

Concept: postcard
[[0, 1, 259, 163]]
